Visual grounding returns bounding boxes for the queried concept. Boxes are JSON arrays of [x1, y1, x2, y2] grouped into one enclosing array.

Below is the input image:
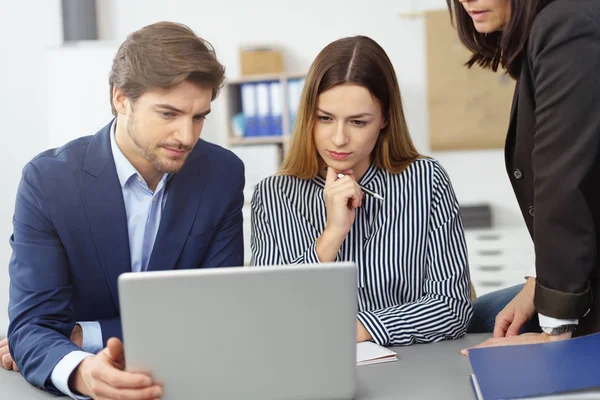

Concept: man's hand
[[70, 324, 83, 348], [72, 337, 162, 399], [493, 277, 536, 337], [357, 320, 372, 343], [461, 331, 571, 355], [0, 338, 18, 372]]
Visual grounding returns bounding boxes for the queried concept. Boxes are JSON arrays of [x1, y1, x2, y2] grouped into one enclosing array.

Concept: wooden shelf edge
[[228, 136, 289, 145], [226, 72, 306, 85]]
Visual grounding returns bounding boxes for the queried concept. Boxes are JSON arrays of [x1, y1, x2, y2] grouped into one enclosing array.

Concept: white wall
[[47, 43, 118, 148], [0, 0, 63, 335]]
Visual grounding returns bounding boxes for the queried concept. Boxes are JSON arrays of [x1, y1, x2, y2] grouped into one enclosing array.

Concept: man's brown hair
[[108, 21, 225, 115]]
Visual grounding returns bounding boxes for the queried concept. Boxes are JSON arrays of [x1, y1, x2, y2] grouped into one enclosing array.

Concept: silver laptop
[[118, 262, 357, 400]]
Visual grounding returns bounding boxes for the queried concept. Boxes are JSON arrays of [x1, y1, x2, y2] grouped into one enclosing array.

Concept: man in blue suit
[[0, 21, 244, 399]]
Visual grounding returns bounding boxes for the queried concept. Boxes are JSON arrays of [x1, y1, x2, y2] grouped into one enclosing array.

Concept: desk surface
[[0, 334, 490, 399]]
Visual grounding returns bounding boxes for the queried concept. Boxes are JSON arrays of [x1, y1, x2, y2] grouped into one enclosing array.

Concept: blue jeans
[[467, 284, 542, 334]]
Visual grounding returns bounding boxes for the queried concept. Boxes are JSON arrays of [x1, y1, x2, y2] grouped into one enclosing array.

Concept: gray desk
[[0, 334, 490, 399]]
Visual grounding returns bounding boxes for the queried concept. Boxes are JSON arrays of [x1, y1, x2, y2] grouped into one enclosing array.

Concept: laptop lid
[[118, 262, 357, 400]]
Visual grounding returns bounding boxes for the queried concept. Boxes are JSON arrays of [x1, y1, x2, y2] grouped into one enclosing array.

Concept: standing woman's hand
[[316, 167, 363, 262], [493, 277, 537, 337]]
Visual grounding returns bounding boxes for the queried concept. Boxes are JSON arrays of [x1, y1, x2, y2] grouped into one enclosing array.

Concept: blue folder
[[241, 83, 258, 137], [468, 333, 600, 399]]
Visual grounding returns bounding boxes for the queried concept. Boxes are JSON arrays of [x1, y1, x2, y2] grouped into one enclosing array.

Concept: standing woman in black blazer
[[448, 0, 600, 348]]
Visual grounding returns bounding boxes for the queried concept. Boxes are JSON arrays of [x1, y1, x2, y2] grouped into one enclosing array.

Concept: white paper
[[356, 342, 398, 366]]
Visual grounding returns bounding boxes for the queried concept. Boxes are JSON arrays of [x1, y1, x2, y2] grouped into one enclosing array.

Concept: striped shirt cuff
[[304, 241, 321, 264], [357, 311, 390, 346]]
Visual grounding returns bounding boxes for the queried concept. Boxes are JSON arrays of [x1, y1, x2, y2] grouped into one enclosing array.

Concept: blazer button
[[528, 206, 535, 217], [513, 169, 523, 180]]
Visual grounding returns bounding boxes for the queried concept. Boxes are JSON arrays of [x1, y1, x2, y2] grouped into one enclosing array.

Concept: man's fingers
[[12, 362, 18, 372], [105, 338, 125, 364], [2, 353, 14, 370], [92, 363, 152, 390], [0, 340, 16, 371], [88, 377, 162, 400], [0, 342, 9, 357]]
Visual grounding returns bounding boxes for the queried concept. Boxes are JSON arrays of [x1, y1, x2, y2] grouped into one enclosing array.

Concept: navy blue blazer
[[7, 120, 245, 393]]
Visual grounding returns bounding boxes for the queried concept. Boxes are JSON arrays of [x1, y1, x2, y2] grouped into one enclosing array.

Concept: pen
[[324, 167, 384, 201]]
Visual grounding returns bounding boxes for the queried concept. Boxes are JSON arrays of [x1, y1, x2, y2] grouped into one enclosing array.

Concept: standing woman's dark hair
[[448, 0, 600, 343], [446, 0, 552, 78]]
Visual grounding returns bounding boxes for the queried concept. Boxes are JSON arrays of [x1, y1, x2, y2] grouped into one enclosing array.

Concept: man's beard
[[127, 115, 191, 174]]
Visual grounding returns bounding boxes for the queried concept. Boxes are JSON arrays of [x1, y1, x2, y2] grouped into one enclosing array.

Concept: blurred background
[[0, 0, 532, 335]]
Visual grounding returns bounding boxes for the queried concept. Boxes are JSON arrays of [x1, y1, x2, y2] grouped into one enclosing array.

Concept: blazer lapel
[[146, 150, 209, 271], [78, 121, 131, 310]]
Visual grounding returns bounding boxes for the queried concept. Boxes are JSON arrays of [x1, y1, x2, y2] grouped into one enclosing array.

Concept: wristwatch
[[541, 324, 577, 335]]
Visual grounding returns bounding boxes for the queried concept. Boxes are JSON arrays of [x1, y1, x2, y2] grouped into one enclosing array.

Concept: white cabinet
[[465, 227, 534, 297]]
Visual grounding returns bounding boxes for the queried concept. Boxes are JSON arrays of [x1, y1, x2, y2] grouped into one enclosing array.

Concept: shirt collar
[[109, 119, 170, 188]]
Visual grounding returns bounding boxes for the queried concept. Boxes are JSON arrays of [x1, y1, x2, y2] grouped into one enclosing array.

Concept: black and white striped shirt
[[250, 159, 473, 346]]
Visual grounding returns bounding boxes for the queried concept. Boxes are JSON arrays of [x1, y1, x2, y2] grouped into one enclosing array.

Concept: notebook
[[356, 341, 398, 366], [469, 333, 600, 400]]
